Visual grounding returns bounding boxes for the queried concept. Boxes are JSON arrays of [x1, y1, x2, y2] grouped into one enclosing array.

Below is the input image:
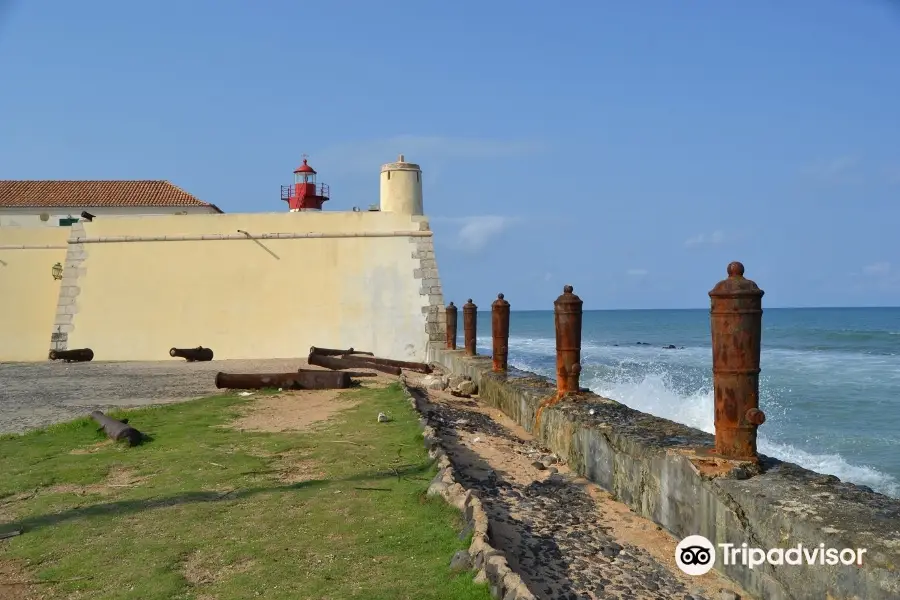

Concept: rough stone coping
[[398, 375, 536, 600], [428, 348, 900, 600]]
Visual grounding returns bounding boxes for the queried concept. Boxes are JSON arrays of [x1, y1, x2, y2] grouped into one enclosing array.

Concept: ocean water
[[471, 307, 900, 498]]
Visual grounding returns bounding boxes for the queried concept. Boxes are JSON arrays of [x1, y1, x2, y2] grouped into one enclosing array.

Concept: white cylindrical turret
[[379, 154, 423, 215]]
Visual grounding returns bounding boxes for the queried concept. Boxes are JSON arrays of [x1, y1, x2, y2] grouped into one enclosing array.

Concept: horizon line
[[464, 305, 900, 312]]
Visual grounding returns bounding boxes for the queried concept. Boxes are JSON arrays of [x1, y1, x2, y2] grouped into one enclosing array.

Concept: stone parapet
[[427, 346, 900, 600]]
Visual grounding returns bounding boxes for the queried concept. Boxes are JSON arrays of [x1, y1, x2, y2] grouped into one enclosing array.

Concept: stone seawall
[[427, 346, 900, 600]]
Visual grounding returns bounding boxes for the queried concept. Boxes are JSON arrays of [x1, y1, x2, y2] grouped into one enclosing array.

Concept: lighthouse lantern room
[[280, 155, 330, 211]]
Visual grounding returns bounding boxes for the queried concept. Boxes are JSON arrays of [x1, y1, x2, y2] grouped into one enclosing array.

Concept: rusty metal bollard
[[709, 261, 766, 461], [446, 301, 458, 350], [491, 293, 510, 371], [554, 285, 583, 395], [463, 299, 477, 356]]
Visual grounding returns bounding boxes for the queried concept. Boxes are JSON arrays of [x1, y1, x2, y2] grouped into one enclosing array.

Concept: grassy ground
[[0, 382, 491, 600]]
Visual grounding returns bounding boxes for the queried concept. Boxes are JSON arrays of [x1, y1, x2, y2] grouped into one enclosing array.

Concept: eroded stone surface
[[416, 386, 741, 600]]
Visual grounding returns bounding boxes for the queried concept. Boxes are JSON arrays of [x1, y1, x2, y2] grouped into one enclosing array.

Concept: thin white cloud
[[626, 268, 648, 276], [313, 135, 543, 176], [684, 230, 726, 248], [884, 165, 900, 185], [801, 156, 861, 183], [544, 272, 553, 282], [863, 261, 891, 277], [856, 261, 900, 292], [441, 215, 519, 253]]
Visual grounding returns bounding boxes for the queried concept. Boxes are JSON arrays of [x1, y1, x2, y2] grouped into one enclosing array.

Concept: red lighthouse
[[280, 155, 330, 211]]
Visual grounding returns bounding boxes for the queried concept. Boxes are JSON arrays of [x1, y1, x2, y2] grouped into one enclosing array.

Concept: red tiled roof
[[0, 180, 223, 213]]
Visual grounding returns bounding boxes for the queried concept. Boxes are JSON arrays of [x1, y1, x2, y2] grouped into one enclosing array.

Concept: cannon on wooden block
[[309, 346, 375, 358], [169, 346, 214, 362], [90, 410, 144, 446], [307, 353, 402, 376], [215, 370, 352, 391], [48, 348, 94, 363]]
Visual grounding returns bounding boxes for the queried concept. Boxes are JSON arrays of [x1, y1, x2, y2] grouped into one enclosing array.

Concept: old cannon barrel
[[492, 293, 511, 372], [49, 348, 94, 362], [709, 261, 766, 461], [307, 353, 402, 376], [309, 346, 375, 358], [446, 302, 458, 350], [169, 346, 214, 362], [463, 299, 478, 356], [90, 410, 143, 446], [554, 285, 583, 395], [215, 370, 352, 390], [300, 368, 377, 378], [362, 356, 432, 374]]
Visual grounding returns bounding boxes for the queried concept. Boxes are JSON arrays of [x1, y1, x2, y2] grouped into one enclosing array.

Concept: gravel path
[[410, 377, 747, 600], [0, 358, 309, 434]]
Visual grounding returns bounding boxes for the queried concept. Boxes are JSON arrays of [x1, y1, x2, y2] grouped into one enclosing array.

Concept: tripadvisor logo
[[675, 535, 868, 575], [676, 535, 716, 576]]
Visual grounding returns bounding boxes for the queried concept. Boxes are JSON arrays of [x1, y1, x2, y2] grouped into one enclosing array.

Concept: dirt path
[[407, 373, 748, 600]]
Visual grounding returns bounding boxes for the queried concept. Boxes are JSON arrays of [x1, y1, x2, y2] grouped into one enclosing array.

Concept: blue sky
[[1, 0, 898, 310]]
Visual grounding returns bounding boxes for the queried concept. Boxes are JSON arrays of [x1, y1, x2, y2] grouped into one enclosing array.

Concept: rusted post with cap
[[491, 293, 510, 371], [709, 261, 766, 461], [463, 299, 477, 356], [554, 285, 583, 395], [446, 301, 458, 350]]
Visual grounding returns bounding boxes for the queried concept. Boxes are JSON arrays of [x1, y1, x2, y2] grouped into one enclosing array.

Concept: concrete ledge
[[398, 376, 535, 600], [0, 245, 69, 250], [426, 347, 900, 600]]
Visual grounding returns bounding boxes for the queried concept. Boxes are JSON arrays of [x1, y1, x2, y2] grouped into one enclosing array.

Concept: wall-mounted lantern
[[52, 262, 63, 280]]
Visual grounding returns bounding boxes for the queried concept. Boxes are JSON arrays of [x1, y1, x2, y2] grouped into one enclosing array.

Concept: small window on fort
[[387, 172, 391, 180], [417, 172, 420, 182], [58, 218, 79, 227]]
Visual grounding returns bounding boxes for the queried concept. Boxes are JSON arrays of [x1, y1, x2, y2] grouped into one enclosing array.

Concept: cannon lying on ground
[[309, 346, 375, 358], [90, 410, 144, 446], [49, 348, 94, 362], [360, 356, 432, 374], [300, 368, 377, 378], [170, 346, 214, 362], [215, 370, 352, 390], [307, 353, 402, 376]]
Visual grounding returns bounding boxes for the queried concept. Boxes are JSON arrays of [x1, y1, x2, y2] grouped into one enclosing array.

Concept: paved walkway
[[0, 358, 307, 434]]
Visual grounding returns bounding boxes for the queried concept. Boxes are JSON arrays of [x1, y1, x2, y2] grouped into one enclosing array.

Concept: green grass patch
[[0, 382, 490, 600]]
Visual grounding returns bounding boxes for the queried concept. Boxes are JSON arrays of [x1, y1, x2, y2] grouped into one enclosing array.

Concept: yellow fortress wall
[[0, 155, 445, 363], [0, 228, 70, 361], [51, 210, 445, 361]]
